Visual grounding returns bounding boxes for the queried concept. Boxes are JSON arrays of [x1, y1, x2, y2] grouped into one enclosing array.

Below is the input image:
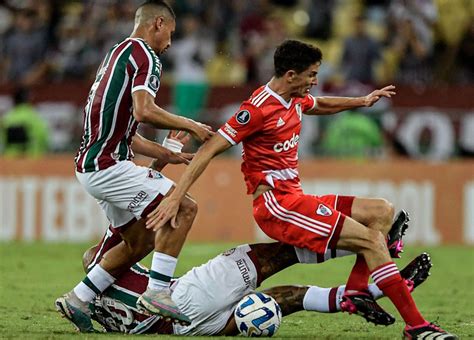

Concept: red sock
[[372, 262, 426, 327], [345, 254, 370, 292]]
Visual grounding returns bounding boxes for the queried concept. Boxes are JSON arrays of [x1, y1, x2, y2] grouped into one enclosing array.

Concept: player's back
[[75, 38, 162, 173]]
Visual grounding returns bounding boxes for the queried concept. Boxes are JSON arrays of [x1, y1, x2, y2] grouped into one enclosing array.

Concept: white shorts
[[171, 244, 259, 336], [76, 161, 174, 227]]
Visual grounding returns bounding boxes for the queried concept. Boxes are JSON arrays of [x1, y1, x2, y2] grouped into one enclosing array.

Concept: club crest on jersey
[[316, 204, 332, 216], [295, 103, 302, 120], [235, 110, 251, 125], [149, 74, 159, 91]]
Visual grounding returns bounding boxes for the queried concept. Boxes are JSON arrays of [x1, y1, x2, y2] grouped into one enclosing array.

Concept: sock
[[367, 283, 384, 300], [148, 252, 177, 290], [303, 285, 345, 313], [372, 262, 425, 327], [73, 264, 116, 303], [345, 254, 370, 292], [295, 247, 353, 263]]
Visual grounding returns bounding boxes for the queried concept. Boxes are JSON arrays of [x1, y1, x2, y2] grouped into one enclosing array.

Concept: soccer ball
[[234, 292, 282, 337]]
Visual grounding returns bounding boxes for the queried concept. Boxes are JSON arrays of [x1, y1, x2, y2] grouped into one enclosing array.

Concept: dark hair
[[138, 0, 175, 20], [274, 40, 322, 77]]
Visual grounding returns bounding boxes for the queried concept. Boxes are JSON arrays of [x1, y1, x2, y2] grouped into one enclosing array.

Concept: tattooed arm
[[262, 286, 309, 316]]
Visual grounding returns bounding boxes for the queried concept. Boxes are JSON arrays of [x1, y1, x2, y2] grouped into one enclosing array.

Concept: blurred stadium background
[[0, 0, 473, 338]]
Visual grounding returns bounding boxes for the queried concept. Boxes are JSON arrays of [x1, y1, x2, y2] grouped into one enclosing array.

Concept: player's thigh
[[350, 197, 394, 227], [336, 216, 383, 253]]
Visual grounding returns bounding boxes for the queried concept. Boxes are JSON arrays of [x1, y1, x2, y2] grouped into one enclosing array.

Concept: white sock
[[303, 285, 345, 313], [368, 283, 384, 299], [148, 252, 177, 290], [295, 247, 354, 263], [73, 264, 115, 303]]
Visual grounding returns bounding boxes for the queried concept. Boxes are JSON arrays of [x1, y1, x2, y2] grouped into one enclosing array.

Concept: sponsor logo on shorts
[[316, 203, 332, 216], [236, 258, 251, 288], [128, 190, 148, 212], [147, 169, 163, 180], [222, 248, 236, 256], [235, 110, 251, 125]]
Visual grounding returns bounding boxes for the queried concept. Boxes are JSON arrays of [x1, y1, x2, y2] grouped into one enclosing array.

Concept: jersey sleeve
[[218, 103, 264, 145], [130, 41, 162, 98], [301, 94, 317, 112]]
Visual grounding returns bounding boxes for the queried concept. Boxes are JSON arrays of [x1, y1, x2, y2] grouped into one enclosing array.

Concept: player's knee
[[374, 198, 394, 233], [179, 197, 198, 223], [363, 229, 387, 257]]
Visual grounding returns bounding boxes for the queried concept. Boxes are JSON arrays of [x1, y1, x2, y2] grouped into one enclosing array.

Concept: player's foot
[[387, 210, 410, 258], [136, 288, 191, 325], [340, 291, 395, 326], [403, 321, 458, 339], [399, 253, 432, 292], [55, 291, 96, 333]]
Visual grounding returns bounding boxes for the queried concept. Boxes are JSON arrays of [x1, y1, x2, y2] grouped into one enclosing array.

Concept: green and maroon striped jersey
[[75, 38, 162, 172]]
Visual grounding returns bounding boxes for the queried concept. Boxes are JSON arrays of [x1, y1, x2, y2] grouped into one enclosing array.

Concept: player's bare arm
[[146, 134, 232, 230], [132, 90, 214, 142], [306, 85, 396, 115]]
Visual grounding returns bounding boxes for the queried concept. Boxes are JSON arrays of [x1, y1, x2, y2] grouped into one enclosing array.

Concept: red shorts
[[253, 190, 354, 253]]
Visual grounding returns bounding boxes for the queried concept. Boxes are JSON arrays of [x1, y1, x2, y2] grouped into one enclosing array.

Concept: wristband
[[162, 137, 183, 153]]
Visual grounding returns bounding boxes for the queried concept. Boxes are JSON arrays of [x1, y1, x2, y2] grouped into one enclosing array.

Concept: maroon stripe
[[141, 193, 164, 219], [328, 287, 338, 313], [328, 214, 345, 249], [316, 253, 325, 263], [130, 40, 153, 87], [247, 248, 263, 286]]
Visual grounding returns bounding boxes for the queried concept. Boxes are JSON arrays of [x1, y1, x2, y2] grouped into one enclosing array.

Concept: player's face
[[291, 63, 319, 98], [152, 16, 176, 54]]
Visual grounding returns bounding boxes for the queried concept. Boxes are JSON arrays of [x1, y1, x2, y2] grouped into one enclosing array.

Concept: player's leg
[[350, 199, 410, 257], [337, 219, 457, 338], [137, 191, 196, 323]]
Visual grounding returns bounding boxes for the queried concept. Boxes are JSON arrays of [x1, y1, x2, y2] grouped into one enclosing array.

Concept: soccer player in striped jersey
[[146, 40, 457, 339], [82, 226, 432, 336], [55, 0, 214, 331]]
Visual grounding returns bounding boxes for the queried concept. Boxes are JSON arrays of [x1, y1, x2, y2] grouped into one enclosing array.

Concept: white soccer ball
[[234, 292, 282, 337]]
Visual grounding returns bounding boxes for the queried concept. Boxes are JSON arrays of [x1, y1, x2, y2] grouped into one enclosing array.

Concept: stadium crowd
[[0, 0, 473, 158]]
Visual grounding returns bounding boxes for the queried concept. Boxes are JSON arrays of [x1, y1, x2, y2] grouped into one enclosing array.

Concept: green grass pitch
[[0, 242, 473, 339]]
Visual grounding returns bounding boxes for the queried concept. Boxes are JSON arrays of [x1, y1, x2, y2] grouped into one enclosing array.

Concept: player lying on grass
[[73, 225, 432, 335]]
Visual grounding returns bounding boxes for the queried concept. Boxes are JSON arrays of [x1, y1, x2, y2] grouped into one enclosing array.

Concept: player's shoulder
[[246, 85, 274, 109], [129, 39, 161, 63]]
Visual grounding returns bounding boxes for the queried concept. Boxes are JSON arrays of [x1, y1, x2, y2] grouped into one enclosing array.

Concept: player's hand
[[364, 85, 396, 107], [146, 196, 181, 230], [167, 130, 191, 146], [189, 121, 214, 143]]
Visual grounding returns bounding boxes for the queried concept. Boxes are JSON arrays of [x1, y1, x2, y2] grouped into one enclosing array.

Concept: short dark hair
[[274, 40, 323, 77], [138, 0, 175, 20]]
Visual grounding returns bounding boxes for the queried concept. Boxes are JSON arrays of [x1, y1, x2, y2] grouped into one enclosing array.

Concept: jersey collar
[[265, 84, 292, 109]]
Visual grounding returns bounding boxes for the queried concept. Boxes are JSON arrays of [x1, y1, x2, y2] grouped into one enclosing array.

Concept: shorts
[[76, 160, 174, 227], [253, 189, 354, 253], [172, 244, 260, 336]]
